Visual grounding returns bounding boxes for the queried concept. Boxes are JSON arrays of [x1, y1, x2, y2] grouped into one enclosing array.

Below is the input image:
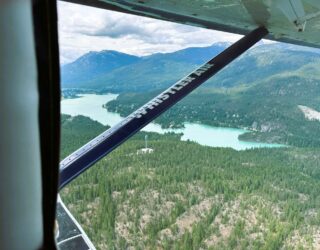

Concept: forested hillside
[[60, 41, 320, 249], [60, 115, 320, 249], [105, 73, 320, 147], [61, 51, 140, 87], [61, 42, 320, 147], [61, 43, 320, 93]]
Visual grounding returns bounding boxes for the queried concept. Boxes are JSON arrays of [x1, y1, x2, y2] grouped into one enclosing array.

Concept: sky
[[58, 2, 244, 64]]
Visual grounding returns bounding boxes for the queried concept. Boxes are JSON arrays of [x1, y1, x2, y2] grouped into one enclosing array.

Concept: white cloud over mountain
[[58, 2, 244, 64]]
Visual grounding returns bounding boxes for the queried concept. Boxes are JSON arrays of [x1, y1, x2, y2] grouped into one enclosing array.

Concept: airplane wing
[[65, 0, 320, 49]]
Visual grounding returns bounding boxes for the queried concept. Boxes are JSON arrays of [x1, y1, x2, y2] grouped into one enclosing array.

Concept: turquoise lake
[[61, 94, 285, 150]]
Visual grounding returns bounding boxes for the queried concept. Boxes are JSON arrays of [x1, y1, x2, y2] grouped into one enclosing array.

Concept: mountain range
[[61, 42, 320, 93], [61, 42, 228, 91], [61, 42, 320, 146], [60, 43, 320, 249]]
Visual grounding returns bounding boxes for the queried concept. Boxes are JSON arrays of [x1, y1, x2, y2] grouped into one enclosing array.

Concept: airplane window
[[57, 1, 320, 249]]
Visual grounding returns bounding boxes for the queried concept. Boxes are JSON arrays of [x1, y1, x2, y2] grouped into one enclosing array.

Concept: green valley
[[61, 42, 320, 147], [60, 114, 320, 249], [60, 42, 320, 249], [105, 74, 320, 147]]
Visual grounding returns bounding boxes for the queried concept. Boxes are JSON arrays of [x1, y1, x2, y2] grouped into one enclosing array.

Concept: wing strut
[[59, 27, 268, 189]]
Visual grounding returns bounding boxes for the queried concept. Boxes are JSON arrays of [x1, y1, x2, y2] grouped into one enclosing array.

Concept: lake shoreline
[[61, 93, 285, 150]]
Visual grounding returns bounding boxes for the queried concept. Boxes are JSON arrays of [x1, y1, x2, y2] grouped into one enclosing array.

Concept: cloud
[[58, 1, 245, 64], [90, 22, 148, 38]]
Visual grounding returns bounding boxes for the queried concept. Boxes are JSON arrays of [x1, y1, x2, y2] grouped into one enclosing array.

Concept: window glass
[[58, 2, 320, 249]]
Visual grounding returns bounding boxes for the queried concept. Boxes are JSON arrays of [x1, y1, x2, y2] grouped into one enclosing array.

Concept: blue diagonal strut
[[59, 27, 268, 190]]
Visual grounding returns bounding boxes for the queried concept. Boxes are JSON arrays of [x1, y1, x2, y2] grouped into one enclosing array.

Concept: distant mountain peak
[[61, 49, 140, 85], [76, 50, 138, 61], [61, 42, 320, 92]]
